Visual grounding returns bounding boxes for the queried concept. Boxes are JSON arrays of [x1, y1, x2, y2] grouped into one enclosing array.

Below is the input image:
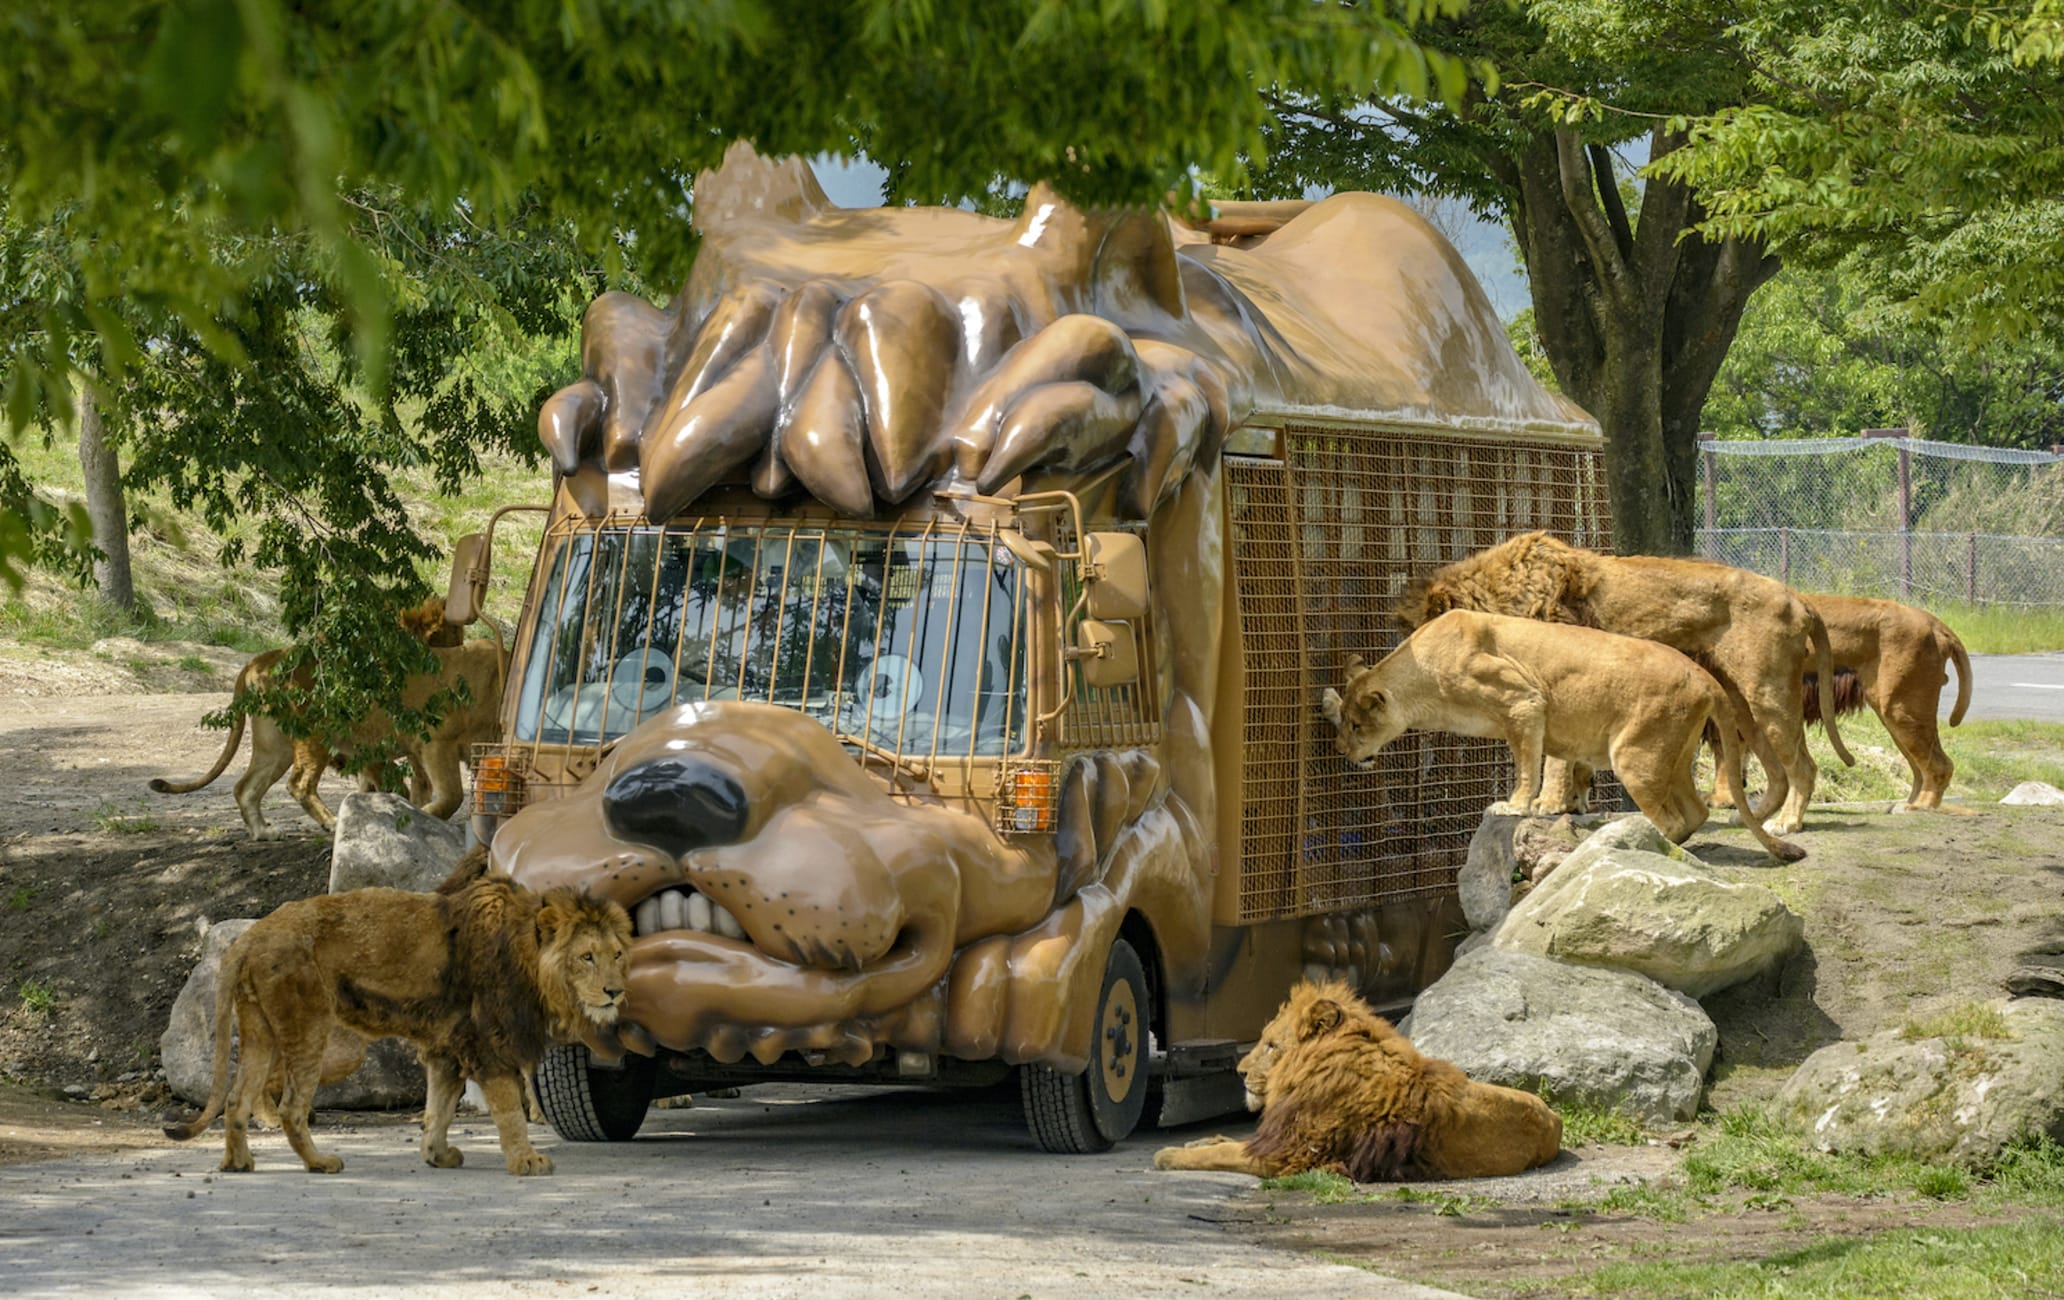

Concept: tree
[[1653, 0, 2064, 344], [1252, 0, 1784, 554], [74, 380, 131, 610], [1703, 258, 2064, 450], [1, 1, 1474, 743]]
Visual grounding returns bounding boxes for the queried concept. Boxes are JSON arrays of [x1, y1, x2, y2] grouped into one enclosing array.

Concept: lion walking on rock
[[165, 850, 634, 1176], [1397, 532, 1852, 834]]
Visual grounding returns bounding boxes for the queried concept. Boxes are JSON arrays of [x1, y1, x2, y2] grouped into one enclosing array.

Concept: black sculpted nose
[[602, 757, 749, 857]]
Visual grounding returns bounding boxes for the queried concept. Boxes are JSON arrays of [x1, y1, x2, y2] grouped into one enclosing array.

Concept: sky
[[807, 155, 1532, 320]]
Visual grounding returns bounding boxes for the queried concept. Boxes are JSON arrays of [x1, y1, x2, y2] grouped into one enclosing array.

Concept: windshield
[[514, 522, 1030, 759]]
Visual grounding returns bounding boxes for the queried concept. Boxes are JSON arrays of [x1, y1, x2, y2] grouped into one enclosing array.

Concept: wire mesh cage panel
[[1227, 421, 1613, 923]]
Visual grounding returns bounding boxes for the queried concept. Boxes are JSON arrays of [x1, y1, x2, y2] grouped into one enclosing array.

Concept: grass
[[1928, 600, 2064, 656], [1544, 1092, 1649, 1147], [89, 800, 158, 834], [1749, 709, 2064, 805], [17, 978, 56, 1019], [1900, 1002, 2016, 1044], [1566, 1220, 2064, 1298], [5, 885, 34, 912]]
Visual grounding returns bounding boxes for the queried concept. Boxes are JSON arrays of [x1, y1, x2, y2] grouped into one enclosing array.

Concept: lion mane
[[164, 848, 633, 1176], [1153, 980, 1562, 1181], [149, 595, 505, 838], [1394, 531, 1853, 833]]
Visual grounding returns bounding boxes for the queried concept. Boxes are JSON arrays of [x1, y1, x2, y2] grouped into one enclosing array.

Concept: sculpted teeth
[[635, 886, 747, 941]]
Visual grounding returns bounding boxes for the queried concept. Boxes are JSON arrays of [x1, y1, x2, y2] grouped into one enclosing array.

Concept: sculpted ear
[[1301, 999, 1344, 1041]]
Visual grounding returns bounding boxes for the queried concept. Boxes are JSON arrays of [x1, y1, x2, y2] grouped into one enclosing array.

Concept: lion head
[[1393, 531, 1593, 630], [535, 888, 635, 1032], [1318, 656, 1399, 770]]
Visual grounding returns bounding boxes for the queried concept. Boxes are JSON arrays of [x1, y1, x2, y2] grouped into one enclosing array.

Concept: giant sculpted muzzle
[[493, 702, 1071, 1067]]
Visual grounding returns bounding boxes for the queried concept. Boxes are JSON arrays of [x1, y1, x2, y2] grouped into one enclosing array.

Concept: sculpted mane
[[536, 142, 1593, 522]]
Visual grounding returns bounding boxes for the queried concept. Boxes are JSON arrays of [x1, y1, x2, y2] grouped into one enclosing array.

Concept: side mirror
[[1083, 532, 1148, 621], [445, 533, 490, 627], [1074, 619, 1140, 688]]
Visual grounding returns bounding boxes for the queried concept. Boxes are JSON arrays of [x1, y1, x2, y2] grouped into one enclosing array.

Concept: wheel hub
[[1099, 981, 1140, 1102]]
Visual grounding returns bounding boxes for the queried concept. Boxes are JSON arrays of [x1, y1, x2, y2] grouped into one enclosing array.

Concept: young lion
[[164, 850, 635, 1176], [1321, 610, 1805, 862], [1154, 980, 1562, 1181], [1800, 593, 1972, 813], [1396, 532, 1851, 835]]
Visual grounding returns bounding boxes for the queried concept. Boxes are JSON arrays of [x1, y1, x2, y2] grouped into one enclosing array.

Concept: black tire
[[1021, 938, 1151, 1153], [534, 1044, 655, 1142]]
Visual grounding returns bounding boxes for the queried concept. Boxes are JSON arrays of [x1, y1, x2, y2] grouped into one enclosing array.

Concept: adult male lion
[[149, 598, 504, 837], [1800, 593, 1972, 813], [1320, 611, 1805, 861], [1396, 532, 1851, 834], [1152, 980, 1562, 1181], [164, 849, 634, 1176]]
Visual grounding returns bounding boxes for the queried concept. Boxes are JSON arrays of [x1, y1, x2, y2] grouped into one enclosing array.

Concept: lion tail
[[148, 657, 259, 795], [1711, 692, 1807, 863], [1805, 610, 1855, 767], [1942, 622, 1973, 727], [162, 937, 247, 1141]]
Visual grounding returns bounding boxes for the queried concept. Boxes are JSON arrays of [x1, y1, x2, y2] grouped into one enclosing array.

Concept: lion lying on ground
[[149, 597, 504, 838], [1153, 980, 1562, 1180], [1397, 532, 1851, 834], [1798, 593, 1972, 813], [164, 849, 634, 1176], [1321, 610, 1805, 862]]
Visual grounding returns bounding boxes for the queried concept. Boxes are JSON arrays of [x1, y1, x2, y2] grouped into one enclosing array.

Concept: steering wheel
[[607, 650, 676, 717], [861, 654, 924, 726]]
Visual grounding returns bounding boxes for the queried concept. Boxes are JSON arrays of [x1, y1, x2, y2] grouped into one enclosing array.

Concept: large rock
[[1459, 813, 1590, 933], [1492, 818, 1802, 998], [161, 919, 425, 1110], [2001, 781, 2064, 807], [329, 791, 468, 893], [1776, 999, 2064, 1169], [1403, 947, 1716, 1124]]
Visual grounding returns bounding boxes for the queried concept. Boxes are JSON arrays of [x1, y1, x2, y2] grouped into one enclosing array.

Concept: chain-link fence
[[1695, 435, 2064, 606]]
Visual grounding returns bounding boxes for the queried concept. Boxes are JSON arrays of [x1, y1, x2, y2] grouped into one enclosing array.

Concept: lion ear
[[1320, 687, 1343, 726], [1301, 999, 1344, 1040], [535, 896, 574, 948]]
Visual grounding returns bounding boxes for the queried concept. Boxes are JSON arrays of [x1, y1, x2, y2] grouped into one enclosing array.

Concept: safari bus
[[446, 144, 1610, 1152]]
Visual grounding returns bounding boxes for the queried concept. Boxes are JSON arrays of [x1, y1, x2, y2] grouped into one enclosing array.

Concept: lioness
[[164, 849, 634, 1175], [1321, 610, 1805, 862], [150, 599, 504, 838], [1801, 593, 1972, 813], [1153, 980, 1562, 1180], [1397, 532, 1851, 834]]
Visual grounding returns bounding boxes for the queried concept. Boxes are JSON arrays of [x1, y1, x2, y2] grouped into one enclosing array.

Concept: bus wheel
[[534, 1043, 655, 1142], [1021, 938, 1151, 1153]]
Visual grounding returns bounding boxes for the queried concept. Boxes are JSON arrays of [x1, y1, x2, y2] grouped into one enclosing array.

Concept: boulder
[[1492, 818, 1802, 998], [2001, 781, 2064, 807], [1459, 813, 1590, 933], [329, 792, 468, 894], [1775, 999, 2064, 1169], [161, 919, 425, 1110], [1403, 947, 1716, 1124]]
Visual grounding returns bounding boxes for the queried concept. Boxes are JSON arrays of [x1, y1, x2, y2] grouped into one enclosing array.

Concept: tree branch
[[1588, 142, 1634, 261], [1552, 127, 1632, 311]]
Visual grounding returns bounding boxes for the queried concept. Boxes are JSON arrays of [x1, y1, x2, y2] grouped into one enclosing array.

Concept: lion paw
[[506, 1150, 554, 1176], [1486, 801, 1524, 816], [304, 1155, 345, 1174], [1152, 1148, 1181, 1170], [219, 1154, 254, 1174], [423, 1145, 464, 1169]]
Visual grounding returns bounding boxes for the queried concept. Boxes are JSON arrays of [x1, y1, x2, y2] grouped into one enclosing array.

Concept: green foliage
[[17, 978, 56, 1019], [1546, 1093, 1648, 1146], [1901, 1003, 2015, 1046], [1654, 0, 2064, 342], [90, 800, 158, 834], [1703, 258, 2064, 450], [1261, 1169, 1362, 1203], [5, 885, 35, 913], [1570, 1220, 2064, 1298]]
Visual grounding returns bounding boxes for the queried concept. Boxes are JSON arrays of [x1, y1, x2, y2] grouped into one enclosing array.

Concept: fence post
[[1780, 526, 1790, 587], [1864, 428, 1913, 598], [1699, 432, 1717, 560], [1966, 531, 1978, 605]]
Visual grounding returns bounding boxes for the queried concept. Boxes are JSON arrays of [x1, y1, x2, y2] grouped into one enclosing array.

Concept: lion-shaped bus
[[447, 143, 1609, 1152]]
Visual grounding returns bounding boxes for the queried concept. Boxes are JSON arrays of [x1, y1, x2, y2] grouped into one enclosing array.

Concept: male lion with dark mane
[[164, 849, 633, 1176], [1153, 980, 1562, 1180], [1396, 532, 1852, 834], [149, 596, 504, 838]]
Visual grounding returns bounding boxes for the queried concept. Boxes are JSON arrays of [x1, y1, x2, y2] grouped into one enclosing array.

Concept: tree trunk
[[1505, 127, 1777, 557], [75, 382, 134, 610]]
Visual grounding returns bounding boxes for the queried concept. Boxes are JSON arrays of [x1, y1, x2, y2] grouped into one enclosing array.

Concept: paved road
[[0, 1084, 1462, 1299], [1945, 653, 2064, 723]]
